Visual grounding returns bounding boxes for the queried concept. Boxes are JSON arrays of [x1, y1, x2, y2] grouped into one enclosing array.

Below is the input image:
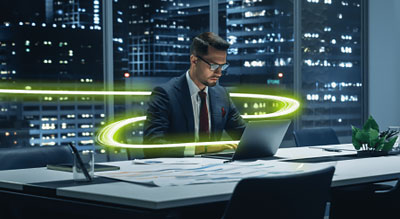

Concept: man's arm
[[143, 87, 185, 158], [143, 87, 170, 144], [225, 90, 246, 140]]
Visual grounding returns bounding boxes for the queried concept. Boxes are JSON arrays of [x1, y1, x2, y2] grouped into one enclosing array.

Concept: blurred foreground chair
[[0, 145, 74, 219], [293, 128, 397, 218], [0, 145, 72, 170], [222, 166, 335, 219], [293, 127, 340, 147], [330, 180, 400, 219]]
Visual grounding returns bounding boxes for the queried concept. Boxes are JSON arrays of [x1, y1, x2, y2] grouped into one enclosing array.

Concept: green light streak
[[230, 93, 299, 119], [96, 93, 300, 149], [97, 115, 240, 148], [0, 89, 300, 149], [0, 89, 151, 96]]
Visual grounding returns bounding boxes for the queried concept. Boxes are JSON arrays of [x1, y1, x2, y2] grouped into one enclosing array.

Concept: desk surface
[[1, 144, 400, 210]]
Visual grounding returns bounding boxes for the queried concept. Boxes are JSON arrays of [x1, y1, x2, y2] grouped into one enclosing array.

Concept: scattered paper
[[96, 158, 312, 187]]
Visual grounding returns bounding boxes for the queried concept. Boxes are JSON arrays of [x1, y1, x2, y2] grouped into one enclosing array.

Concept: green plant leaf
[[363, 116, 379, 132], [355, 129, 369, 143], [375, 135, 386, 151], [371, 134, 381, 147], [351, 126, 359, 137], [355, 129, 379, 148], [381, 136, 398, 152], [351, 126, 361, 150], [368, 129, 380, 148], [352, 138, 362, 150]]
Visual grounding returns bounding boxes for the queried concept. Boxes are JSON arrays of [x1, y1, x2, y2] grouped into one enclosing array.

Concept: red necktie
[[198, 90, 209, 142]]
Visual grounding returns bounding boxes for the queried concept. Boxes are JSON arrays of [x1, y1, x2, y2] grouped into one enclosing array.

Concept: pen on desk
[[322, 148, 342, 152], [308, 146, 343, 152], [223, 160, 234, 163]]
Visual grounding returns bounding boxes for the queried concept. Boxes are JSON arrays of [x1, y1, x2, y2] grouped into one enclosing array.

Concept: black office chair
[[222, 166, 335, 219], [293, 127, 340, 147], [0, 145, 73, 170], [293, 128, 397, 218], [330, 179, 400, 219]]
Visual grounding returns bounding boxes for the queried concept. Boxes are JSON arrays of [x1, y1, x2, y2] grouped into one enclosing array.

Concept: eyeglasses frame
[[196, 56, 229, 71]]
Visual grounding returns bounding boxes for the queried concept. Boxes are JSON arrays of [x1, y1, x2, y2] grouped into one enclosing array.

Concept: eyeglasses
[[196, 56, 229, 71]]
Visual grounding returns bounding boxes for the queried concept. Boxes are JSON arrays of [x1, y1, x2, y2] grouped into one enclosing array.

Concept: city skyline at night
[[0, 0, 364, 153]]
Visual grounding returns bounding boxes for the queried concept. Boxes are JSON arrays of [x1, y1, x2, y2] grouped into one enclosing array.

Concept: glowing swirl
[[96, 93, 300, 149], [0, 89, 299, 149], [0, 89, 151, 96]]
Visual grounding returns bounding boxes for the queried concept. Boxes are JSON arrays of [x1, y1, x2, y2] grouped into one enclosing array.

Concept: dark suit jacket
[[143, 73, 246, 157]]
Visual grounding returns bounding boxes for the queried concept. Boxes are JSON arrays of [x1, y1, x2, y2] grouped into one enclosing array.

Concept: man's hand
[[195, 143, 238, 154]]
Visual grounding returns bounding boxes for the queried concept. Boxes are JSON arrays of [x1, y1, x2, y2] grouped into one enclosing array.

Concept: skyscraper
[[300, 0, 362, 140], [122, 0, 209, 78], [225, 0, 294, 86], [0, 0, 104, 150]]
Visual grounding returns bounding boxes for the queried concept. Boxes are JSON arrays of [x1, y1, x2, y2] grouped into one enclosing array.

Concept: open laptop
[[202, 119, 291, 161]]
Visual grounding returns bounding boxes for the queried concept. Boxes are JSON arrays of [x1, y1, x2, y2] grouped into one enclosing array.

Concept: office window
[[0, 0, 104, 150], [112, 0, 209, 146], [223, 0, 294, 88], [300, 0, 363, 141], [0, 0, 365, 152], [219, 0, 364, 143], [113, 0, 209, 80]]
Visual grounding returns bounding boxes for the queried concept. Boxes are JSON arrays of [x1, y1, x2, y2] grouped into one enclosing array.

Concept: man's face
[[190, 46, 227, 89]]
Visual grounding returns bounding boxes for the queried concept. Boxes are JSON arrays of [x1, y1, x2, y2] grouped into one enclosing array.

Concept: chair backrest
[[0, 145, 73, 170], [222, 166, 335, 219], [293, 127, 340, 147]]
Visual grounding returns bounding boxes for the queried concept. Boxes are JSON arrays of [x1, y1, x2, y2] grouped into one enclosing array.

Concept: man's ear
[[190, 54, 197, 65]]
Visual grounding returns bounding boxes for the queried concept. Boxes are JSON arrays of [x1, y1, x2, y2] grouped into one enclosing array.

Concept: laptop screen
[[232, 119, 291, 160], [203, 119, 291, 161]]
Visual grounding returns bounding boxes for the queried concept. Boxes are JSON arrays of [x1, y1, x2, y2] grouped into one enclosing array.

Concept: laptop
[[202, 119, 291, 161]]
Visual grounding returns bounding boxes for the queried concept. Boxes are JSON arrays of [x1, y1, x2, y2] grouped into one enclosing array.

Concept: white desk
[[1, 144, 399, 212]]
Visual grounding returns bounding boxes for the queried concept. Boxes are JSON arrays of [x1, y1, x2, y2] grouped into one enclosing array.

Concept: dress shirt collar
[[186, 70, 208, 97]]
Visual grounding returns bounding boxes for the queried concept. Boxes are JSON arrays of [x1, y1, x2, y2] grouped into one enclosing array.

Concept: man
[[143, 32, 246, 158]]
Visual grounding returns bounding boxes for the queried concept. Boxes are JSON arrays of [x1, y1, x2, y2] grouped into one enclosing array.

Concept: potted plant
[[352, 116, 399, 157]]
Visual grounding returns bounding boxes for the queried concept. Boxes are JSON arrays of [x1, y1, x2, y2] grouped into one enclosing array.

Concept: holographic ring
[[0, 89, 299, 149], [96, 93, 299, 149]]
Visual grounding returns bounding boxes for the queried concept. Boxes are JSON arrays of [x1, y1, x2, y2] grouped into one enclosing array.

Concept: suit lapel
[[174, 74, 195, 135], [208, 86, 221, 140]]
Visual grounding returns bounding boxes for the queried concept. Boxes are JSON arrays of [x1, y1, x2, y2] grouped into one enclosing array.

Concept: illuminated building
[[0, 120, 29, 148], [124, 0, 209, 77], [300, 0, 362, 140], [224, 0, 363, 141], [224, 0, 294, 86], [50, 0, 102, 29], [0, 1, 104, 150]]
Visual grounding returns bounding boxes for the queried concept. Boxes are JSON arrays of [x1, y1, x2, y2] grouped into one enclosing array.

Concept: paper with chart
[[95, 158, 317, 187]]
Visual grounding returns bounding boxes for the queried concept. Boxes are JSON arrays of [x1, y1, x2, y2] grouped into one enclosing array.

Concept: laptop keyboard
[[201, 152, 234, 160]]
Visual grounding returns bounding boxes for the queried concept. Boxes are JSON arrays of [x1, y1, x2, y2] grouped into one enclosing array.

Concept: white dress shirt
[[184, 70, 211, 156]]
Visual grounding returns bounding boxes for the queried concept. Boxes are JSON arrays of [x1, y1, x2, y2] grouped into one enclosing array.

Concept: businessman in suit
[[143, 32, 246, 158]]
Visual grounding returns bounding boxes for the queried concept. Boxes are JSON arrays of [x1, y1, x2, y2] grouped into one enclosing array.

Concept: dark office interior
[[0, 0, 399, 218]]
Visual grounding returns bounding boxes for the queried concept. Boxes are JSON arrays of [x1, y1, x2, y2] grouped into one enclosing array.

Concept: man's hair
[[190, 32, 230, 56]]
